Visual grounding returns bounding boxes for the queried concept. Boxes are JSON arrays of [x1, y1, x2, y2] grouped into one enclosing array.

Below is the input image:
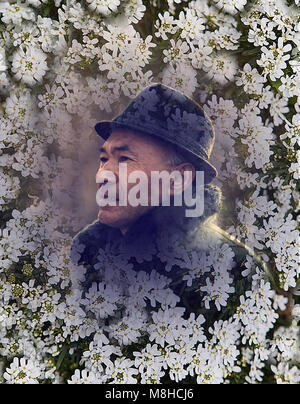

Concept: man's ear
[[170, 162, 196, 195]]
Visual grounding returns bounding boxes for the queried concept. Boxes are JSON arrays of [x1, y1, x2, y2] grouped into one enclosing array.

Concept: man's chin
[[97, 205, 152, 231], [97, 206, 127, 228]]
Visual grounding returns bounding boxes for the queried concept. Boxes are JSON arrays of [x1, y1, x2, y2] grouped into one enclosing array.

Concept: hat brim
[[95, 121, 218, 184]]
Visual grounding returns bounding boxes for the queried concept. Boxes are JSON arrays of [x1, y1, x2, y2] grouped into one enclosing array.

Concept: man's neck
[[118, 208, 157, 236]]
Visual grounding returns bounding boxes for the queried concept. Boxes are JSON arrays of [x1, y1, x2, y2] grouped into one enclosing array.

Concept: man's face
[[96, 129, 177, 234]]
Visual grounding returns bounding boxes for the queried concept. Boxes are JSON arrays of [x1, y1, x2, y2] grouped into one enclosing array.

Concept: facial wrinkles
[[97, 131, 179, 209], [100, 132, 168, 174]]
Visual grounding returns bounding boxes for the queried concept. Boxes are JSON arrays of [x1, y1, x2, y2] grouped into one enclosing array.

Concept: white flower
[[272, 323, 299, 361], [203, 52, 238, 85], [0, 48, 6, 72], [0, 71, 9, 93], [257, 37, 292, 81], [269, 94, 289, 126], [126, 269, 175, 308], [0, 168, 20, 209], [288, 151, 300, 180], [248, 18, 276, 47], [167, 351, 190, 382], [63, 83, 88, 115], [278, 74, 300, 100], [93, 245, 134, 284], [189, 40, 213, 70], [186, 313, 206, 344], [107, 358, 138, 384], [12, 22, 39, 48], [256, 85, 274, 109], [12, 46, 48, 86], [43, 243, 86, 290], [245, 359, 265, 384], [0, 2, 35, 25], [67, 369, 101, 384], [211, 25, 242, 51], [196, 360, 224, 384], [181, 251, 211, 287], [133, 343, 165, 376], [124, 0, 146, 24], [85, 0, 120, 16], [204, 94, 238, 123], [108, 312, 146, 345], [236, 63, 267, 94], [290, 58, 300, 75], [86, 75, 119, 113], [166, 0, 183, 15], [99, 51, 132, 81], [130, 34, 156, 67], [12, 138, 48, 179], [148, 307, 187, 347], [212, 0, 248, 15], [66, 37, 99, 66], [102, 19, 136, 55], [271, 363, 300, 384], [5, 89, 37, 130], [161, 62, 198, 97], [82, 282, 121, 319], [154, 11, 178, 41], [208, 320, 241, 366], [163, 39, 190, 64], [56, 290, 86, 329], [258, 212, 297, 255], [201, 277, 235, 311], [239, 190, 277, 219], [177, 9, 205, 41], [4, 357, 42, 384], [39, 107, 73, 150], [237, 112, 274, 169], [280, 109, 300, 147], [37, 83, 64, 110], [81, 340, 115, 373]]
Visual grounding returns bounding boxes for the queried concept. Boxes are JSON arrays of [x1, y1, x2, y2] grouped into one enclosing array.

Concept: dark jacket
[[70, 192, 270, 326]]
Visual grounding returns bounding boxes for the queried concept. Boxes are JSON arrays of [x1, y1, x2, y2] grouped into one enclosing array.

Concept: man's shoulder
[[205, 222, 269, 273], [70, 220, 109, 265], [206, 222, 251, 252], [72, 220, 107, 246]]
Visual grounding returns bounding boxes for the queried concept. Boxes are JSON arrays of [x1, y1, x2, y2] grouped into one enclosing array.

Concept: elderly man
[[70, 83, 268, 321]]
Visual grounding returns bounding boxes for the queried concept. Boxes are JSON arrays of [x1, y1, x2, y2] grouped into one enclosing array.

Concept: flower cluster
[[0, 0, 299, 384]]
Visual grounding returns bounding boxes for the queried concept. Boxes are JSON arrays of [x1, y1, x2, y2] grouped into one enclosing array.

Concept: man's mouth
[[97, 186, 119, 202]]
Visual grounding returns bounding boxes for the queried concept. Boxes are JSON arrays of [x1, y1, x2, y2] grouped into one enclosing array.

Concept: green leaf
[[56, 345, 69, 370]]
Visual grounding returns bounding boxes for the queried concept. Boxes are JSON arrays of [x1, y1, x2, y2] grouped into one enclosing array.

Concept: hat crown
[[95, 83, 218, 183], [114, 84, 215, 160]]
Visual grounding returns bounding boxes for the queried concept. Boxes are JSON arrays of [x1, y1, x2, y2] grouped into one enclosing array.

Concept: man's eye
[[119, 156, 132, 162], [99, 157, 108, 163]]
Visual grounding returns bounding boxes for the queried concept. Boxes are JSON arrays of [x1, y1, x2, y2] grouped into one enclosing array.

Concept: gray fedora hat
[[95, 83, 217, 183]]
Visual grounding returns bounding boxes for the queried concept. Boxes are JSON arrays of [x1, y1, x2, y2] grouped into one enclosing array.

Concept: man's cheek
[[97, 206, 120, 225]]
